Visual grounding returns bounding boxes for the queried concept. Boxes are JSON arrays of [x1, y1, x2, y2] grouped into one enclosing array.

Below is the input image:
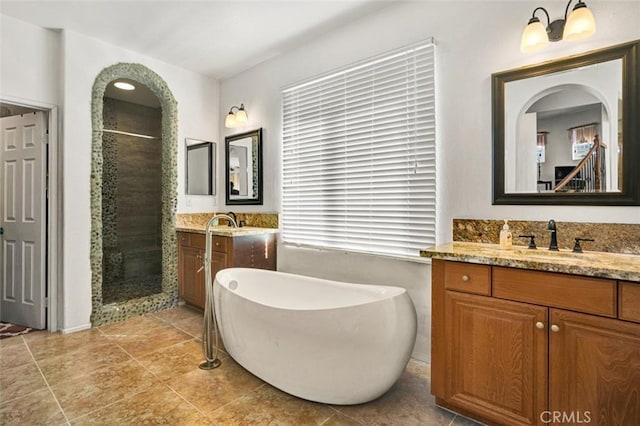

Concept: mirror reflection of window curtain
[[536, 131, 547, 164], [568, 123, 597, 143], [569, 123, 598, 160]]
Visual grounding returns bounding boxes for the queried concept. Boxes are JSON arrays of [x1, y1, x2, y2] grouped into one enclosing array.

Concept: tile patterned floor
[[0, 306, 481, 425]]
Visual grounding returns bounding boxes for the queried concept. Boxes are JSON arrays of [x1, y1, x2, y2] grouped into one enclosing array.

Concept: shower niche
[[101, 81, 163, 304], [90, 63, 178, 326]]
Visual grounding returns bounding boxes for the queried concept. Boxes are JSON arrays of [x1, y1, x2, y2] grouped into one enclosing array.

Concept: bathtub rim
[[214, 267, 410, 312]]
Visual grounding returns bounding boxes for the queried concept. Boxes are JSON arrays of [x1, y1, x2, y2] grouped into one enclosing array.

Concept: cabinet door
[[445, 291, 548, 426], [550, 309, 640, 425], [180, 246, 205, 309]]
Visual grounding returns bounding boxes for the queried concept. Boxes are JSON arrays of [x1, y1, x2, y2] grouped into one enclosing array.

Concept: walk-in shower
[[90, 63, 178, 326], [101, 87, 162, 304]]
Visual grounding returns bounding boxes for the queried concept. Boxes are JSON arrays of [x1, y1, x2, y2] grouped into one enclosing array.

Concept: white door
[[0, 112, 47, 329]]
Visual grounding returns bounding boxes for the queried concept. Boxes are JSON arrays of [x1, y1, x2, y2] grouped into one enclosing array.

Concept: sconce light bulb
[[521, 18, 549, 53], [563, 4, 596, 41], [225, 112, 237, 128], [235, 107, 248, 124]]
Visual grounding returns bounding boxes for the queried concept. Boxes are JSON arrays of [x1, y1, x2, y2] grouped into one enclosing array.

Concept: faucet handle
[[518, 235, 537, 249], [572, 238, 595, 253]]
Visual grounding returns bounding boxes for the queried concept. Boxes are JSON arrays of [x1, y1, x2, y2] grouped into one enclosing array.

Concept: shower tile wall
[[102, 98, 162, 302]]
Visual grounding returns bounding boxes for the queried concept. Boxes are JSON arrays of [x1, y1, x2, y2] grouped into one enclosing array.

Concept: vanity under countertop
[[421, 242, 640, 282], [423, 241, 640, 425]]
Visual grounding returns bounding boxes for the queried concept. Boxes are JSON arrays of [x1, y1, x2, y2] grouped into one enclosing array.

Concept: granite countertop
[[176, 225, 279, 237], [420, 242, 640, 282]]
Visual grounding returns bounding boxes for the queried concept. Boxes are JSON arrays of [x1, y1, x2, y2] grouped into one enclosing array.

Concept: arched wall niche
[[90, 63, 178, 326]]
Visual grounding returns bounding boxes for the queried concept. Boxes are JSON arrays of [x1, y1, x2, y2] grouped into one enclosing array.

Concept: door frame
[[1, 95, 60, 332]]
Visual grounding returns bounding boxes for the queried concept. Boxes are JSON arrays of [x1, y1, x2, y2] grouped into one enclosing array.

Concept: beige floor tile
[[451, 414, 484, 425], [172, 314, 206, 340], [0, 361, 48, 403], [0, 336, 26, 350], [137, 338, 227, 381], [152, 305, 202, 324], [37, 341, 132, 385], [335, 360, 456, 426], [0, 388, 67, 426], [101, 319, 193, 357], [168, 357, 264, 417], [70, 385, 210, 425], [24, 328, 105, 361], [209, 384, 336, 425], [97, 315, 163, 336], [321, 411, 366, 425], [51, 359, 158, 420], [0, 341, 34, 370]]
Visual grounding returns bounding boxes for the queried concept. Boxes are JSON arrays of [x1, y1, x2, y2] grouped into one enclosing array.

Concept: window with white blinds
[[281, 40, 435, 258]]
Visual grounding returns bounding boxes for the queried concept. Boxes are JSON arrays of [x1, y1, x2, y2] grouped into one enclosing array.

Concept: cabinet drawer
[[444, 262, 491, 296], [493, 267, 616, 317], [620, 282, 640, 323], [178, 232, 227, 253]]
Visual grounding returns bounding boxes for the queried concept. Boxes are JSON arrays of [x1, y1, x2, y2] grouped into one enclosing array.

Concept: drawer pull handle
[[215, 242, 220, 247], [461, 275, 470, 282], [551, 324, 560, 333], [535, 321, 544, 329]]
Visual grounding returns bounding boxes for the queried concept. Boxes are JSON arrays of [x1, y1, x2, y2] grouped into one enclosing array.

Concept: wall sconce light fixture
[[521, 0, 596, 53], [224, 103, 248, 128]]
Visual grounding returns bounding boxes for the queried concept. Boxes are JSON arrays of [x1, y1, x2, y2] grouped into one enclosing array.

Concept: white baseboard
[[60, 323, 92, 334]]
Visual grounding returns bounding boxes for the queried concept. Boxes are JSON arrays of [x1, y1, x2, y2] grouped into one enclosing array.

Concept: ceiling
[[1, 0, 396, 80]]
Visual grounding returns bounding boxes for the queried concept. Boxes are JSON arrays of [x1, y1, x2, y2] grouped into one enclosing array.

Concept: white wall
[[1, 15, 221, 331], [60, 30, 220, 330], [219, 1, 640, 361], [0, 15, 60, 106]]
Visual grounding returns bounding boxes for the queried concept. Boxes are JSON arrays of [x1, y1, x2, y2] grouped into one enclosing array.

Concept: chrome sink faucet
[[547, 219, 559, 251]]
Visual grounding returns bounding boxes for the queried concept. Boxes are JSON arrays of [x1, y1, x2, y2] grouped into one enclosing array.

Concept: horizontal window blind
[[281, 41, 436, 258]]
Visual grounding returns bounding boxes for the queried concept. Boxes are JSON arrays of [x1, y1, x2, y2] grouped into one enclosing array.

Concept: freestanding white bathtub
[[213, 267, 417, 405]]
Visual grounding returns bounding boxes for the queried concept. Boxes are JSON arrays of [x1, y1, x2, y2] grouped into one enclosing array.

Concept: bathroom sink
[[512, 247, 600, 263]]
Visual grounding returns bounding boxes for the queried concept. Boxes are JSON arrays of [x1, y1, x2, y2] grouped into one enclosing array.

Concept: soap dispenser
[[499, 220, 513, 249]]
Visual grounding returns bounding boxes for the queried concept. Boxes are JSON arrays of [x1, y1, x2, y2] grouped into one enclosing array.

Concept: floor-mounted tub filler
[[212, 267, 418, 405], [199, 214, 238, 370]]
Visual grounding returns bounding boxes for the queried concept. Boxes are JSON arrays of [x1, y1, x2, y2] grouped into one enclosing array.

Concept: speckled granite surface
[[420, 242, 640, 282], [175, 225, 279, 236], [453, 219, 640, 255], [176, 212, 278, 229]]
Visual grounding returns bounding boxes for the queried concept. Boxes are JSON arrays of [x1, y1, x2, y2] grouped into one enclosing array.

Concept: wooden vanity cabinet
[[432, 259, 640, 426], [177, 231, 276, 309]]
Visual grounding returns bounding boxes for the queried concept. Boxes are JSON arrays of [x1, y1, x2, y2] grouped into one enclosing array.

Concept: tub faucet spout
[[547, 219, 558, 251]]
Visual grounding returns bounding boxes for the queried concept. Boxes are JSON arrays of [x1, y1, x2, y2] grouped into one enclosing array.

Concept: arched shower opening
[[90, 63, 178, 326]]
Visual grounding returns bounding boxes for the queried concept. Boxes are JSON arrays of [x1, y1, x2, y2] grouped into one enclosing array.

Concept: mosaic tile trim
[[175, 212, 279, 229], [90, 63, 178, 326], [453, 219, 640, 255]]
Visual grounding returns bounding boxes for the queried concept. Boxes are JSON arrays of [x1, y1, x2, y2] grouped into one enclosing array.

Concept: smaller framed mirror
[[225, 128, 263, 205], [186, 139, 215, 195]]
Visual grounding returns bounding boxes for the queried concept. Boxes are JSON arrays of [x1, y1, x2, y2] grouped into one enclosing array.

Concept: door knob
[[551, 324, 560, 332], [535, 321, 545, 329]]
